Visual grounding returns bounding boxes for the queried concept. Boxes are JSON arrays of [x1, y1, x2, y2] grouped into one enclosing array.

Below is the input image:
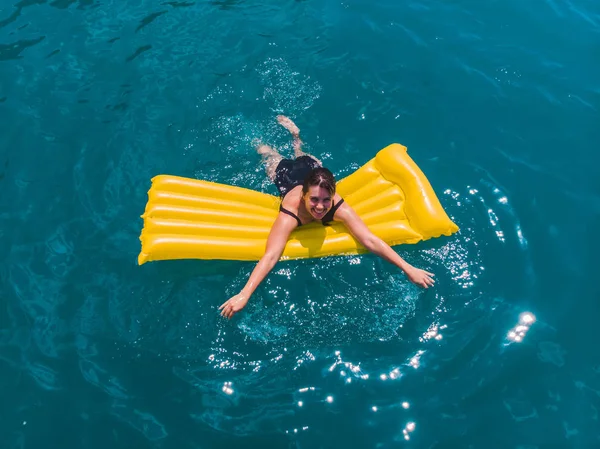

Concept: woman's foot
[[277, 115, 300, 137], [254, 139, 277, 156], [257, 144, 279, 158]]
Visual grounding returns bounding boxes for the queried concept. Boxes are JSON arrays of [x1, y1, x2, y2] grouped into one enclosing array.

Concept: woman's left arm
[[336, 203, 435, 288]]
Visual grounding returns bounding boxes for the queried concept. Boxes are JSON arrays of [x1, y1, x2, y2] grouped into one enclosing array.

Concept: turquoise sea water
[[1, 0, 600, 447]]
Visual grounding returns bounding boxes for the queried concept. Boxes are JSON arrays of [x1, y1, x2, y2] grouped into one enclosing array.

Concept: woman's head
[[302, 167, 336, 219]]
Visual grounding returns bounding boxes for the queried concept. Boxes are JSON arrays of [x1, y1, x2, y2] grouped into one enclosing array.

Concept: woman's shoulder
[[281, 185, 303, 208], [331, 193, 351, 221]]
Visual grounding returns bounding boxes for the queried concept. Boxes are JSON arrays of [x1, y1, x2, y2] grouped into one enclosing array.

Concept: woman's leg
[[256, 141, 283, 181], [277, 115, 322, 166]]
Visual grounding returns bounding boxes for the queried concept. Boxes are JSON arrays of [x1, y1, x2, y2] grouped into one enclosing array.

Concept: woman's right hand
[[219, 293, 249, 319], [218, 212, 297, 319]]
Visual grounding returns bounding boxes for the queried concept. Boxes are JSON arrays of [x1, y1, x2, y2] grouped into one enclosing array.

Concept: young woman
[[219, 116, 435, 319]]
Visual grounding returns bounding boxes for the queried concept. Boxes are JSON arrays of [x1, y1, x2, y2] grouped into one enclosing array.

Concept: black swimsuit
[[274, 155, 344, 227], [280, 199, 345, 226], [274, 155, 321, 197]]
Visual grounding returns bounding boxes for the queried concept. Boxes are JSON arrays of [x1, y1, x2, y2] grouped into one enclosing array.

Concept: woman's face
[[303, 185, 333, 219]]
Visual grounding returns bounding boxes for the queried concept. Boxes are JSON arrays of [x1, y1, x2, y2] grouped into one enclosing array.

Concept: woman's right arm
[[219, 213, 297, 319]]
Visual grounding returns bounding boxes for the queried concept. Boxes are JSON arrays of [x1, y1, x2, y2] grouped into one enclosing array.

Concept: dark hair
[[302, 167, 336, 196]]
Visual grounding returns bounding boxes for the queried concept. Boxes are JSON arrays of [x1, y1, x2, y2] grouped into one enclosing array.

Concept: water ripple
[[0, 36, 45, 61]]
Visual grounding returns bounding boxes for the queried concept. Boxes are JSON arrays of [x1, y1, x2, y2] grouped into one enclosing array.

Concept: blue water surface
[[1, 0, 599, 448]]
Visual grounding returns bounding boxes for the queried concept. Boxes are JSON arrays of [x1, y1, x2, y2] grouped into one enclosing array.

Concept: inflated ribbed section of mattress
[[138, 143, 458, 263]]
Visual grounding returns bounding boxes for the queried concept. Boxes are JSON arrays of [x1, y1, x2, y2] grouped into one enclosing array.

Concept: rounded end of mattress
[[444, 223, 460, 236], [421, 223, 460, 241], [138, 252, 149, 265]]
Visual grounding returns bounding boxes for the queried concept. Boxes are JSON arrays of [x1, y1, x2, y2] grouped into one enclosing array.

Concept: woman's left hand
[[219, 293, 249, 319], [406, 267, 435, 288]]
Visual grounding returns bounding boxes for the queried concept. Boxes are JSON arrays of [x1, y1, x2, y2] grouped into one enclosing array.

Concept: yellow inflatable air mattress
[[138, 143, 458, 264]]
